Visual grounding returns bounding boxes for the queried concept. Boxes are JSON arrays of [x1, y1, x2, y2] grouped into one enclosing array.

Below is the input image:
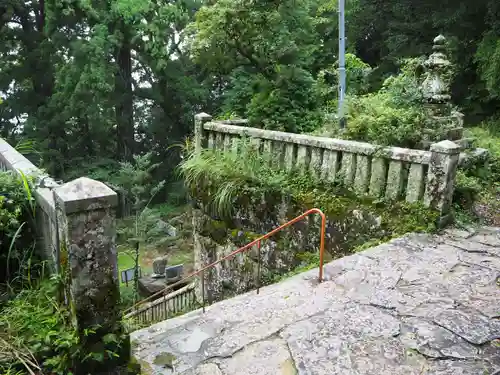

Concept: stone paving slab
[[132, 227, 500, 375]]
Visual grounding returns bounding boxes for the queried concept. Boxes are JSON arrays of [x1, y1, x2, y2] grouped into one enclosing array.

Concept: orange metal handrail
[[124, 208, 326, 316]]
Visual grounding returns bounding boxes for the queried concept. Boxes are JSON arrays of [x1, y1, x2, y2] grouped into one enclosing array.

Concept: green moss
[[126, 356, 142, 375], [240, 255, 254, 273], [295, 251, 319, 264], [202, 218, 229, 244], [352, 239, 386, 252], [153, 352, 176, 369], [136, 358, 154, 375], [230, 229, 261, 247]]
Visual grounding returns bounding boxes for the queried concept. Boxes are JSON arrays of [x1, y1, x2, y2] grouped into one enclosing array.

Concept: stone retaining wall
[[195, 113, 460, 223]]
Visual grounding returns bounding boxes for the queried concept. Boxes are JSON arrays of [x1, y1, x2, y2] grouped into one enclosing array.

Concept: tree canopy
[[1, 0, 500, 181]]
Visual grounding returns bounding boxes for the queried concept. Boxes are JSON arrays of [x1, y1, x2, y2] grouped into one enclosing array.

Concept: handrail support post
[[201, 269, 205, 313], [256, 240, 262, 295]]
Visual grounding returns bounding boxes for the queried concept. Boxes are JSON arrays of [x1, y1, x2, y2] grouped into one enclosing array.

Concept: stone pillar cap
[[54, 177, 117, 214], [430, 140, 460, 154], [195, 113, 212, 121]]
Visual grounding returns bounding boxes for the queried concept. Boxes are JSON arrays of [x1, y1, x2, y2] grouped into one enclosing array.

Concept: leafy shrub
[[0, 171, 35, 284], [246, 67, 322, 133], [453, 170, 483, 209], [315, 58, 429, 148], [453, 123, 499, 220], [342, 92, 426, 148], [0, 277, 78, 374], [191, 0, 321, 133], [222, 67, 323, 133], [342, 58, 428, 147], [0, 276, 132, 375], [467, 123, 500, 185], [316, 53, 373, 108]]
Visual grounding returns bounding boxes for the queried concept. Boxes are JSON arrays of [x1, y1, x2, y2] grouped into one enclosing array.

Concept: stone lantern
[[420, 35, 466, 149]]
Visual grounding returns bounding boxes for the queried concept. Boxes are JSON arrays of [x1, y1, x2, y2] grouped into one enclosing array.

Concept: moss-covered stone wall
[[193, 183, 439, 304]]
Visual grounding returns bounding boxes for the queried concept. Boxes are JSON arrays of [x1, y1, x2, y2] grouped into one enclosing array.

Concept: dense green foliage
[[314, 58, 428, 147], [0, 171, 35, 285], [0, 277, 132, 375], [2, 0, 500, 177], [0, 278, 78, 374], [342, 59, 427, 147], [1, 0, 208, 181], [190, 0, 323, 132], [453, 124, 500, 223]]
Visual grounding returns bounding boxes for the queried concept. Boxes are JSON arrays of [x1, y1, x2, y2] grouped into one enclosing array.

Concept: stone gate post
[[54, 177, 128, 373], [194, 112, 212, 154]]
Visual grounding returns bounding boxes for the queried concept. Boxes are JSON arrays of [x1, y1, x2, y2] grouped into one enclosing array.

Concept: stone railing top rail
[[204, 121, 432, 164], [0, 138, 59, 217]]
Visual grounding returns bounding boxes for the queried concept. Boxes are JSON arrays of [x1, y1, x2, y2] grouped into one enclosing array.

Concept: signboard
[[121, 266, 141, 286]]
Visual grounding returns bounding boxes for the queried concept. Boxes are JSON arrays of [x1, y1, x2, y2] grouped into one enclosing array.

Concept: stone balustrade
[[195, 113, 460, 224], [0, 138, 62, 271]]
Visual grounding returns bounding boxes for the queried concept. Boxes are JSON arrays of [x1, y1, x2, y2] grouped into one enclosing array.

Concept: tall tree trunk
[[82, 115, 94, 158], [115, 23, 135, 161], [19, 0, 57, 174]]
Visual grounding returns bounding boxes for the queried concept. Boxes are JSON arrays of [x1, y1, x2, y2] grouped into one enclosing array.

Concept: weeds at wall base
[[0, 276, 136, 375]]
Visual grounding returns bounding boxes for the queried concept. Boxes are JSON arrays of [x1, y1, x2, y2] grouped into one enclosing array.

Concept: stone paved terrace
[[132, 227, 500, 375]]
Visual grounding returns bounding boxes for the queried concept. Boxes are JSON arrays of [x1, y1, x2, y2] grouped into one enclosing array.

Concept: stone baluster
[[405, 163, 426, 203], [354, 155, 370, 194], [385, 161, 404, 200], [340, 153, 356, 187], [309, 147, 322, 178], [296, 145, 309, 169], [369, 158, 387, 197], [321, 150, 340, 182]]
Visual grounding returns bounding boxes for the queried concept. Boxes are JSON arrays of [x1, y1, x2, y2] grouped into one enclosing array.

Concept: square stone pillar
[[194, 113, 212, 153], [54, 177, 128, 373], [424, 140, 460, 226]]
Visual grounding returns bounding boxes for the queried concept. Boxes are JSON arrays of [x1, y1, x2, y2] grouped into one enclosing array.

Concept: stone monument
[[152, 256, 168, 277], [420, 35, 468, 149]]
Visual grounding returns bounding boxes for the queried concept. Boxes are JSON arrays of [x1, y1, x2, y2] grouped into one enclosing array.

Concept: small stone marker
[[166, 264, 184, 283], [152, 256, 168, 277], [157, 219, 178, 237]]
